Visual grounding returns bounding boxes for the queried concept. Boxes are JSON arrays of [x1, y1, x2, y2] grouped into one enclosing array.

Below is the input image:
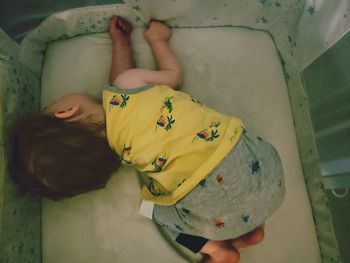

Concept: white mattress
[[41, 27, 321, 263]]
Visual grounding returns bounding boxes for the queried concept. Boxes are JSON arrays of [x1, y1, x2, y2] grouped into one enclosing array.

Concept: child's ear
[[54, 105, 80, 120]]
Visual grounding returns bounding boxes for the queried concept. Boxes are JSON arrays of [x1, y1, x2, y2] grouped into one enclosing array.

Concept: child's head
[[9, 93, 121, 201]]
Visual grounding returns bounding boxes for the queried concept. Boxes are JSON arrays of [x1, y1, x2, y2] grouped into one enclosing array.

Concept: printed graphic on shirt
[[156, 115, 175, 131], [109, 94, 129, 111], [216, 174, 224, 185], [175, 224, 184, 232], [249, 160, 260, 174], [199, 179, 207, 189], [190, 95, 203, 105], [156, 96, 176, 132], [147, 179, 166, 196], [241, 214, 250, 223], [214, 219, 225, 228], [161, 96, 174, 113], [193, 122, 221, 142], [121, 145, 132, 165], [152, 156, 167, 172]]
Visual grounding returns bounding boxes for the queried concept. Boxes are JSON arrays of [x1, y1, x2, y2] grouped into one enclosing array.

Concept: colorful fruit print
[[209, 122, 221, 129], [123, 146, 131, 155], [147, 179, 165, 196], [214, 219, 225, 228], [156, 116, 167, 127], [193, 122, 221, 142], [216, 174, 224, 184], [162, 96, 173, 113], [175, 224, 184, 232], [109, 94, 129, 111], [121, 146, 132, 165], [156, 115, 175, 131], [241, 215, 250, 223], [197, 130, 209, 139], [193, 129, 211, 142], [110, 95, 121, 106], [156, 157, 166, 167], [156, 97, 176, 132], [165, 116, 175, 131], [249, 160, 260, 174], [199, 179, 207, 188], [152, 156, 167, 172]]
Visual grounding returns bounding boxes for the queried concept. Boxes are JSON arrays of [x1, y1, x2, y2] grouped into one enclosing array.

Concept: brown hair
[[9, 113, 121, 201]]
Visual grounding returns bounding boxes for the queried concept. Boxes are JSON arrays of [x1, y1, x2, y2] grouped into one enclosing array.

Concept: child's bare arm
[[144, 21, 182, 87], [113, 21, 182, 89], [108, 16, 134, 84]]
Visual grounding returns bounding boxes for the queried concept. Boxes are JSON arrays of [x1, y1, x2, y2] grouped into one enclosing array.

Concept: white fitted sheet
[[41, 27, 321, 263]]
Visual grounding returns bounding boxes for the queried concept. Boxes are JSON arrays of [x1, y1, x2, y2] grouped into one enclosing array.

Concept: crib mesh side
[[0, 54, 41, 263]]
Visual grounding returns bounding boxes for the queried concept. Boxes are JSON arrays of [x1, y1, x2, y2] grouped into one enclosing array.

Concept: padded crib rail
[[0, 29, 41, 263], [19, 4, 144, 77], [0, 28, 19, 59]]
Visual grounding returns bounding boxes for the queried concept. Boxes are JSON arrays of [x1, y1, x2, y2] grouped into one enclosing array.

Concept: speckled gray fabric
[[153, 130, 285, 240]]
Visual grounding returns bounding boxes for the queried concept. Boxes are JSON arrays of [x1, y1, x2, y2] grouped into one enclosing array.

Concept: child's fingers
[[119, 18, 133, 33], [109, 16, 133, 36], [145, 20, 171, 35], [117, 19, 126, 32], [109, 16, 119, 26], [109, 16, 131, 28], [146, 19, 165, 28], [150, 19, 164, 24], [117, 18, 133, 35]]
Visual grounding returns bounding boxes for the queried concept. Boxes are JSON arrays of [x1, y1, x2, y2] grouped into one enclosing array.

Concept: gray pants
[[153, 130, 285, 241]]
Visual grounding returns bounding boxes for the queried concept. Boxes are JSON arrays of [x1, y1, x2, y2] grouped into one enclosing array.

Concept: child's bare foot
[[230, 224, 265, 249], [108, 16, 133, 46], [200, 240, 240, 263]]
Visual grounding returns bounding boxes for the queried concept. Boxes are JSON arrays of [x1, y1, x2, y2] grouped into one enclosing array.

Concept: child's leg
[[108, 16, 134, 84], [200, 225, 264, 263]]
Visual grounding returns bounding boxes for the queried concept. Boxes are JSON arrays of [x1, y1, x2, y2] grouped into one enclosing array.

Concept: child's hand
[[108, 16, 133, 45], [144, 20, 171, 43]]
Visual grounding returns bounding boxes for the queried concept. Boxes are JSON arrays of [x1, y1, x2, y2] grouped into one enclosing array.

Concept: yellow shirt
[[102, 84, 243, 205]]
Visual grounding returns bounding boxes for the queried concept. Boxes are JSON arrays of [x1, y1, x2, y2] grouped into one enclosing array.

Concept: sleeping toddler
[[10, 16, 285, 263]]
